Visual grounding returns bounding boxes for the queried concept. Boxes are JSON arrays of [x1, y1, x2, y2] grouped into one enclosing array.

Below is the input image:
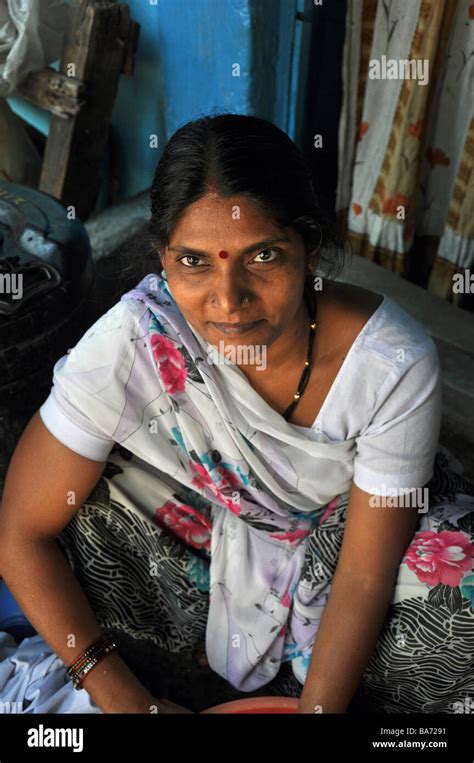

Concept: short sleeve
[[352, 340, 442, 495], [38, 300, 137, 461]]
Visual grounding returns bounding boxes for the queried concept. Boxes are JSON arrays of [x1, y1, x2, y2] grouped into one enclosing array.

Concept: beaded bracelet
[[66, 633, 111, 677], [66, 633, 117, 690], [68, 635, 117, 690], [67, 634, 111, 676]]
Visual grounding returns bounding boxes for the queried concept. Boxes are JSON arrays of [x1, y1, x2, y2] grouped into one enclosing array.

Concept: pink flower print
[[403, 530, 474, 588], [189, 460, 214, 490], [215, 464, 241, 489], [272, 529, 309, 544], [189, 460, 241, 516], [153, 501, 212, 551], [150, 333, 187, 394], [319, 494, 341, 526], [281, 590, 291, 609]]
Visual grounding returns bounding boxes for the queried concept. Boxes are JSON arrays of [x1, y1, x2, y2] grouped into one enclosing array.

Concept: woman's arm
[[0, 411, 157, 713], [297, 481, 420, 713]]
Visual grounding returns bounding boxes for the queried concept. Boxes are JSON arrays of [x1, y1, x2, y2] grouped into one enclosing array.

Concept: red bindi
[[218, 250, 229, 258]]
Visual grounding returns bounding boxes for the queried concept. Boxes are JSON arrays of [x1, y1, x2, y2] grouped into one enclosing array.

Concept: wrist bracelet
[[67, 634, 111, 677], [69, 637, 117, 690], [66, 633, 111, 676], [66, 633, 117, 690], [72, 641, 117, 689]]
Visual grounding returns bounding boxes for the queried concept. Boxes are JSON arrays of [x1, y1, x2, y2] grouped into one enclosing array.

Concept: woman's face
[[160, 192, 309, 351]]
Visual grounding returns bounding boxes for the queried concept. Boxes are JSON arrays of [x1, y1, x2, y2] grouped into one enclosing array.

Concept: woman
[[0, 114, 473, 714]]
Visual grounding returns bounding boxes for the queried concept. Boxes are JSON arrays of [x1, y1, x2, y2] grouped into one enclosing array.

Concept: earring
[[242, 296, 249, 304], [161, 267, 168, 280]]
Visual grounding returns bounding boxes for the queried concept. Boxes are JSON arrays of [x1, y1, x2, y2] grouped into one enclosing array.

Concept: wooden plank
[[16, 67, 85, 119], [39, 1, 137, 220]]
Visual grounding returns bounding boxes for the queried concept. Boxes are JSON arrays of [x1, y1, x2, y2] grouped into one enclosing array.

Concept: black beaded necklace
[[282, 281, 318, 421]]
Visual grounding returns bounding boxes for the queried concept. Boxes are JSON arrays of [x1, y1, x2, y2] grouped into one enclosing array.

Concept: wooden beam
[[16, 67, 86, 119], [39, 1, 138, 220]]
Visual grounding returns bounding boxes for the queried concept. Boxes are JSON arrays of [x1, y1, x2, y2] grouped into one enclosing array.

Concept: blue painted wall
[[111, 0, 256, 200], [7, 0, 311, 210]]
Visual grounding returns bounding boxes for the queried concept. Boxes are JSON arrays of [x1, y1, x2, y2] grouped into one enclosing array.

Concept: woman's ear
[[150, 240, 162, 259], [152, 244, 164, 270]]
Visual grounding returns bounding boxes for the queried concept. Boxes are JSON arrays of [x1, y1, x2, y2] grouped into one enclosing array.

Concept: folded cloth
[[0, 631, 102, 713]]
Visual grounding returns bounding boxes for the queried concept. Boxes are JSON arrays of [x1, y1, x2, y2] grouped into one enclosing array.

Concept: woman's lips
[[210, 319, 264, 335]]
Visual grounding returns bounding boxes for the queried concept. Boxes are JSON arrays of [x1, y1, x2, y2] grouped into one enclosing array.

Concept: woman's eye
[[179, 255, 203, 267], [178, 249, 279, 268], [253, 248, 279, 263]]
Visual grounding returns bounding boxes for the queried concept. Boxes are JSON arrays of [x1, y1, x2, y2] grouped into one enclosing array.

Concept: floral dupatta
[[120, 273, 356, 691]]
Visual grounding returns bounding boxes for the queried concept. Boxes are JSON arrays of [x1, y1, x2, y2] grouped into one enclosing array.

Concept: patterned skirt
[[56, 443, 474, 714]]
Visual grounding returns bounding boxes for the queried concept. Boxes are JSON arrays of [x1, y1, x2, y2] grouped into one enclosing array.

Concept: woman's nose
[[211, 272, 253, 314]]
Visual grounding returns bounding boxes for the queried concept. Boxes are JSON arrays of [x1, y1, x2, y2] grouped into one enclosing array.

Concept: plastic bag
[[0, 0, 68, 97]]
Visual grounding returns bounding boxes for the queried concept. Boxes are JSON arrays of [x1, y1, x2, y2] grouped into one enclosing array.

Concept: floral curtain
[[336, 0, 474, 310]]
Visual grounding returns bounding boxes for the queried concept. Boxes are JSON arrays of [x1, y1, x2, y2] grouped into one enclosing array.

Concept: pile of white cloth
[[0, 631, 102, 713]]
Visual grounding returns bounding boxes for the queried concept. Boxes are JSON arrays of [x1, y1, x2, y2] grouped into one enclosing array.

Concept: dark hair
[[148, 113, 349, 283], [111, 113, 350, 305]]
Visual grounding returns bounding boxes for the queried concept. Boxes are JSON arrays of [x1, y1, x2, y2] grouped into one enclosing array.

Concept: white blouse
[[39, 290, 443, 496]]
